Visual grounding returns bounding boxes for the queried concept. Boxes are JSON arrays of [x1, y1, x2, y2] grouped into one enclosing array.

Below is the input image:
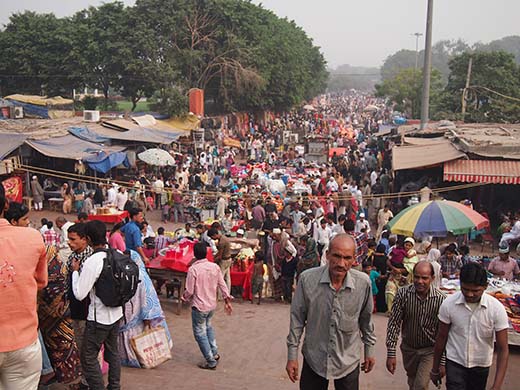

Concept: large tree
[[375, 68, 443, 119], [441, 50, 520, 123], [0, 12, 76, 96], [69, 2, 132, 105]]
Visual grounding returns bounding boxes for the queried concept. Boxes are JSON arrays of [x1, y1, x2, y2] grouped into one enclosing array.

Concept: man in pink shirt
[[0, 193, 48, 389], [182, 242, 233, 370]]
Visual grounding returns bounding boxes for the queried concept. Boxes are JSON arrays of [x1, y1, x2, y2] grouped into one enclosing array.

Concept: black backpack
[[94, 248, 140, 307]]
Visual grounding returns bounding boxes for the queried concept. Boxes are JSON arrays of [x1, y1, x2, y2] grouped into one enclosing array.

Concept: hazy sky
[[1, 0, 518, 68]]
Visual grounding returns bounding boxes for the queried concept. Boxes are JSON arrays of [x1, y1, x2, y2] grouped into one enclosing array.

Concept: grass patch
[[116, 100, 151, 112]]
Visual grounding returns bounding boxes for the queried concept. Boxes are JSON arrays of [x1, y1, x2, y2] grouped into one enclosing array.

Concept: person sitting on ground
[[42, 220, 61, 247], [177, 222, 197, 240], [40, 217, 49, 234], [488, 242, 520, 281], [439, 243, 462, 279]]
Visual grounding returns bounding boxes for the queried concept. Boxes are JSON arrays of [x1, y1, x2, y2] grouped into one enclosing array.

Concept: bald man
[[385, 261, 446, 390], [286, 234, 376, 390]]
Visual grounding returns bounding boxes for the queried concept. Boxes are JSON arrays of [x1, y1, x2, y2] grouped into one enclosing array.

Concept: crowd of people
[[1, 91, 519, 390]]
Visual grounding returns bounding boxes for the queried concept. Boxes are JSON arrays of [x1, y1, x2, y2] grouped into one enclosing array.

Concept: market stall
[[146, 239, 213, 314], [440, 276, 520, 346], [87, 209, 128, 224]]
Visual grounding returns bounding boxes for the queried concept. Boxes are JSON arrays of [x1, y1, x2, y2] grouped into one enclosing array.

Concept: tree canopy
[[0, 0, 327, 114]]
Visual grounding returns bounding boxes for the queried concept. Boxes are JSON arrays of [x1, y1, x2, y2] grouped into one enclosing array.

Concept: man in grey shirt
[[286, 233, 376, 390]]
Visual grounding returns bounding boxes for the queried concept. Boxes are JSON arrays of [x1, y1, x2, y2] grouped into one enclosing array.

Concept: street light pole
[[413, 32, 423, 70], [420, 0, 434, 130]]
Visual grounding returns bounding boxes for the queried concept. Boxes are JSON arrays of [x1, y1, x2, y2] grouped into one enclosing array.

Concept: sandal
[[198, 362, 217, 370]]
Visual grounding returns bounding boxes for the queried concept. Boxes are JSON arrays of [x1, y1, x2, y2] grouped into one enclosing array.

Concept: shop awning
[[0, 133, 27, 159], [392, 142, 466, 171], [26, 135, 125, 160], [444, 159, 520, 184]]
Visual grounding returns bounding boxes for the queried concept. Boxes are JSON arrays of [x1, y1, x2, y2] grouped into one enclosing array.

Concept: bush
[[83, 95, 99, 110], [149, 87, 188, 117]]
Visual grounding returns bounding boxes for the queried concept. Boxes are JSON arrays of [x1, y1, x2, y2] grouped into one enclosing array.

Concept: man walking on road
[[385, 261, 446, 390], [430, 262, 509, 390], [183, 242, 232, 370], [286, 233, 376, 390]]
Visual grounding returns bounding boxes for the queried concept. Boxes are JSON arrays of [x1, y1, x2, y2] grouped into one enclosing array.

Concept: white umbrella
[[138, 148, 175, 166], [303, 104, 316, 111]]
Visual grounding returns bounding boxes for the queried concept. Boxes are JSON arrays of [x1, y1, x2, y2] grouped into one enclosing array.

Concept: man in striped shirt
[[386, 261, 446, 390]]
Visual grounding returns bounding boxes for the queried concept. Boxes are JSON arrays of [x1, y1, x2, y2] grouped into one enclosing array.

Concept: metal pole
[[420, 0, 434, 130]]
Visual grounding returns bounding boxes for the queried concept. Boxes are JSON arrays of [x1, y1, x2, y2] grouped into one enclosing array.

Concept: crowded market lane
[[34, 208, 520, 390]]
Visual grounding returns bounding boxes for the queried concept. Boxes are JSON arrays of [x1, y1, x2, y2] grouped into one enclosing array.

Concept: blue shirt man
[[120, 208, 150, 263]]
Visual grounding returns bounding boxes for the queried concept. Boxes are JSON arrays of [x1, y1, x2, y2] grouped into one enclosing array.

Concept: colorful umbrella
[[387, 200, 489, 238]]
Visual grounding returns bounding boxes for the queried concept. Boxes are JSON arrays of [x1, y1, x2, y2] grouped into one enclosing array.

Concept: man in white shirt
[[72, 220, 123, 390], [355, 213, 371, 235], [430, 262, 509, 390], [107, 183, 117, 205], [152, 176, 165, 209], [500, 215, 520, 245], [313, 218, 332, 257]]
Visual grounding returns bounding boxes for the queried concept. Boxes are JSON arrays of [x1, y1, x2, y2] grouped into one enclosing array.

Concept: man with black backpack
[[72, 220, 138, 390]]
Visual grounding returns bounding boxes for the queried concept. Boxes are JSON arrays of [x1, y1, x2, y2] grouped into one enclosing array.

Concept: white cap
[[237, 229, 245, 235], [404, 237, 415, 246], [273, 228, 282, 234], [359, 213, 365, 218], [32, 175, 37, 180]]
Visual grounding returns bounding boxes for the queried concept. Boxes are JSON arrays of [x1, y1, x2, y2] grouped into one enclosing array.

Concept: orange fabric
[[0, 219, 47, 352]]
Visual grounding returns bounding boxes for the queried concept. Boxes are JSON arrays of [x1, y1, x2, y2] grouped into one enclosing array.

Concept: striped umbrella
[[387, 200, 489, 238]]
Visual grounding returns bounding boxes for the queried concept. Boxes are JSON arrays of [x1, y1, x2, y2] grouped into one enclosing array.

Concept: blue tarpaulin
[[83, 151, 129, 174], [69, 126, 110, 144], [6, 100, 49, 118]]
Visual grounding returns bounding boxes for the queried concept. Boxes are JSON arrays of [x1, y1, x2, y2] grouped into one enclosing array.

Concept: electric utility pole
[[420, 0, 434, 130]]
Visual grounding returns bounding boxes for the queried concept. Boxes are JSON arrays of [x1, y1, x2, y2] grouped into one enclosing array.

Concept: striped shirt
[[386, 284, 446, 358]]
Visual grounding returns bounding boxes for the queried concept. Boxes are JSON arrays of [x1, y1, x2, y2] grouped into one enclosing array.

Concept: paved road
[[118, 299, 520, 390], [32, 209, 519, 389]]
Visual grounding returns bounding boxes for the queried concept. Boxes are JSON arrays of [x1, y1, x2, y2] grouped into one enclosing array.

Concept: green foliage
[[375, 68, 443, 118], [0, 0, 327, 114], [441, 51, 520, 123], [0, 11, 78, 96], [82, 96, 98, 110], [149, 88, 189, 117]]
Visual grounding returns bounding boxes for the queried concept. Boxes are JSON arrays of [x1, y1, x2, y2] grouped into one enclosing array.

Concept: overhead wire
[[17, 162, 489, 202]]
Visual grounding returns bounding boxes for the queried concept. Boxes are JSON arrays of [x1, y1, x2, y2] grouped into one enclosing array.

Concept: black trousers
[[81, 320, 121, 390], [300, 359, 359, 390], [446, 359, 490, 390], [282, 275, 294, 303]]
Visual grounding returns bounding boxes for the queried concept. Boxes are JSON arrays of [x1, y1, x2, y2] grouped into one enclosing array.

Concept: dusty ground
[[32, 209, 519, 389]]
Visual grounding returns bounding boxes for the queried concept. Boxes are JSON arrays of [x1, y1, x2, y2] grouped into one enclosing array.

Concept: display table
[[88, 211, 128, 224], [48, 197, 64, 211], [231, 270, 247, 287], [147, 240, 214, 314], [146, 258, 186, 315]]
